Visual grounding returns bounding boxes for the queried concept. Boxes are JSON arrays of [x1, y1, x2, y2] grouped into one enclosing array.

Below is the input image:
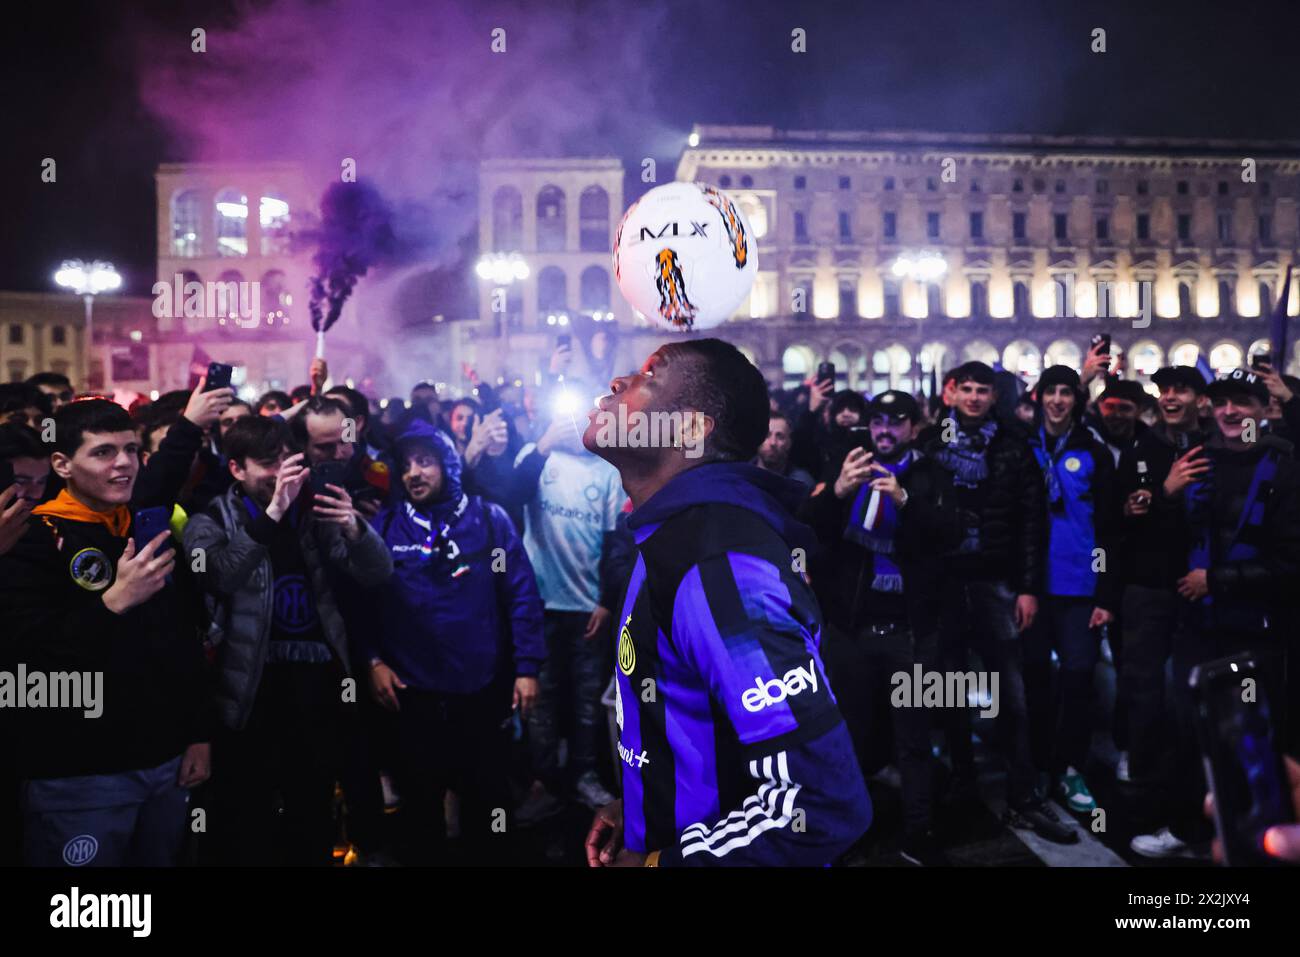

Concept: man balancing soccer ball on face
[[582, 338, 871, 866]]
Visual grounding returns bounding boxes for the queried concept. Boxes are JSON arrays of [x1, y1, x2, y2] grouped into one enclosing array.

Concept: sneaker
[[900, 831, 950, 867], [1057, 769, 1097, 814], [515, 781, 564, 827], [1130, 826, 1206, 860], [1006, 799, 1080, 844], [1115, 751, 1132, 783], [575, 771, 616, 810]]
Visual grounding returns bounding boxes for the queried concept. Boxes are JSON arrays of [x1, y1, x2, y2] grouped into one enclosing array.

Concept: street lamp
[[474, 252, 530, 382], [54, 259, 121, 391], [891, 251, 948, 393]]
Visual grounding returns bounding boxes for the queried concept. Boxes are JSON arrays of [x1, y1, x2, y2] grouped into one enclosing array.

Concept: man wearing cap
[[802, 390, 965, 865], [1086, 379, 1149, 467], [1023, 366, 1120, 817], [1113, 366, 1210, 791], [922, 362, 1070, 842], [1130, 368, 1300, 859]]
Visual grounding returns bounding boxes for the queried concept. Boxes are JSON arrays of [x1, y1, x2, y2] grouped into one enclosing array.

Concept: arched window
[[1178, 280, 1194, 317], [1003, 340, 1041, 381], [970, 279, 988, 317], [1247, 338, 1271, 366], [1170, 341, 1200, 367], [171, 189, 202, 257], [537, 266, 568, 314], [259, 192, 290, 255], [580, 266, 611, 312], [781, 345, 814, 390], [579, 186, 610, 253], [839, 280, 859, 320], [215, 188, 248, 257], [1129, 341, 1163, 378], [215, 270, 245, 319], [1044, 339, 1083, 371], [1218, 278, 1235, 316], [537, 186, 566, 252], [492, 187, 523, 252], [261, 270, 290, 323], [1210, 342, 1243, 374]]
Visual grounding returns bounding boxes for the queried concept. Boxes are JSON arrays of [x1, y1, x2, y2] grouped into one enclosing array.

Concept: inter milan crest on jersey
[[618, 616, 636, 675]]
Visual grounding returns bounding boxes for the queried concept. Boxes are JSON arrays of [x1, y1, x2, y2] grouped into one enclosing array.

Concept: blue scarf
[[843, 450, 913, 593], [1030, 426, 1070, 508], [1186, 448, 1278, 611], [933, 417, 999, 489]]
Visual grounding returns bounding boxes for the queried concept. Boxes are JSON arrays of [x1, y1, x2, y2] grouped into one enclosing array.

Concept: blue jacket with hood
[[365, 420, 545, 694], [615, 461, 871, 865]]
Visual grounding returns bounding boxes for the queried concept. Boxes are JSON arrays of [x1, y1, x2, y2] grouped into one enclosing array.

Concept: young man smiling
[[582, 338, 870, 867], [1131, 368, 1300, 859], [1023, 366, 1119, 817], [0, 399, 212, 867], [921, 362, 1070, 843], [1114, 365, 1210, 791]]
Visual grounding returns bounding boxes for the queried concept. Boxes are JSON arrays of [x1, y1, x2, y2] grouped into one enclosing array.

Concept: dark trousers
[[393, 680, 513, 865], [337, 680, 395, 854], [1119, 585, 1180, 784], [1024, 595, 1099, 776], [826, 621, 940, 837], [210, 662, 343, 866], [528, 609, 606, 790], [939, 579, 1035, 805]]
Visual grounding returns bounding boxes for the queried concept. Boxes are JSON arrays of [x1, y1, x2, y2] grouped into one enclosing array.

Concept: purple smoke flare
[[302, 179, 398, 337]]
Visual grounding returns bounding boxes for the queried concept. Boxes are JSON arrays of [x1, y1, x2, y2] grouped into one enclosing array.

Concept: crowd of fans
[[0, 334, 1297, 866]]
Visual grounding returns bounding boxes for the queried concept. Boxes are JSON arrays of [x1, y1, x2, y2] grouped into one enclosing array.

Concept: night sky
[[6, 0, 1300, 296]]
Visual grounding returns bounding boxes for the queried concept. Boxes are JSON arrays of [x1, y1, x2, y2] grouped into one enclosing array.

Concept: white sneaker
[[575, 771, 616, 809], [1116, 751, 1132, 783], [1130, 826, 1201, 859]]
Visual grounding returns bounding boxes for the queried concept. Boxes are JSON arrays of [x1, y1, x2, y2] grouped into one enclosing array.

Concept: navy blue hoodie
[[615, 462, 871, 865], [365, 421, 545, 694]]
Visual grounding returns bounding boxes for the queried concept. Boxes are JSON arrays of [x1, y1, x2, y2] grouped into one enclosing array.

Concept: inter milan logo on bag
[[62, 834, 98, 866], [618, 617, 636, 675]]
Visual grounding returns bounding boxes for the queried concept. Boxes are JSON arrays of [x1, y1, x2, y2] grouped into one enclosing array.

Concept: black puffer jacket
[[801, 450, 966, 639], [921, 416, 1047, 595]]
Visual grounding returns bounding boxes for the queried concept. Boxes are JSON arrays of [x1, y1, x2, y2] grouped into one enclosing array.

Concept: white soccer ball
[[613, 182, 758, 332]]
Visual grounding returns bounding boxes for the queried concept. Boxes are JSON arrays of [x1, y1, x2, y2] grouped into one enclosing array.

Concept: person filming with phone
[[184, 414, 392, 865]]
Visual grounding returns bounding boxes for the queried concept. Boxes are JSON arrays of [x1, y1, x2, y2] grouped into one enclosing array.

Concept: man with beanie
[[1131, 369, 1300, 859], [366, 420, 544, 864], [1023, 366, 1120, 816]]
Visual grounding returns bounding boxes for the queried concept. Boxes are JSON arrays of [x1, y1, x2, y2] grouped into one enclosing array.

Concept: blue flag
[[1270, 263, 1293, 366]]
